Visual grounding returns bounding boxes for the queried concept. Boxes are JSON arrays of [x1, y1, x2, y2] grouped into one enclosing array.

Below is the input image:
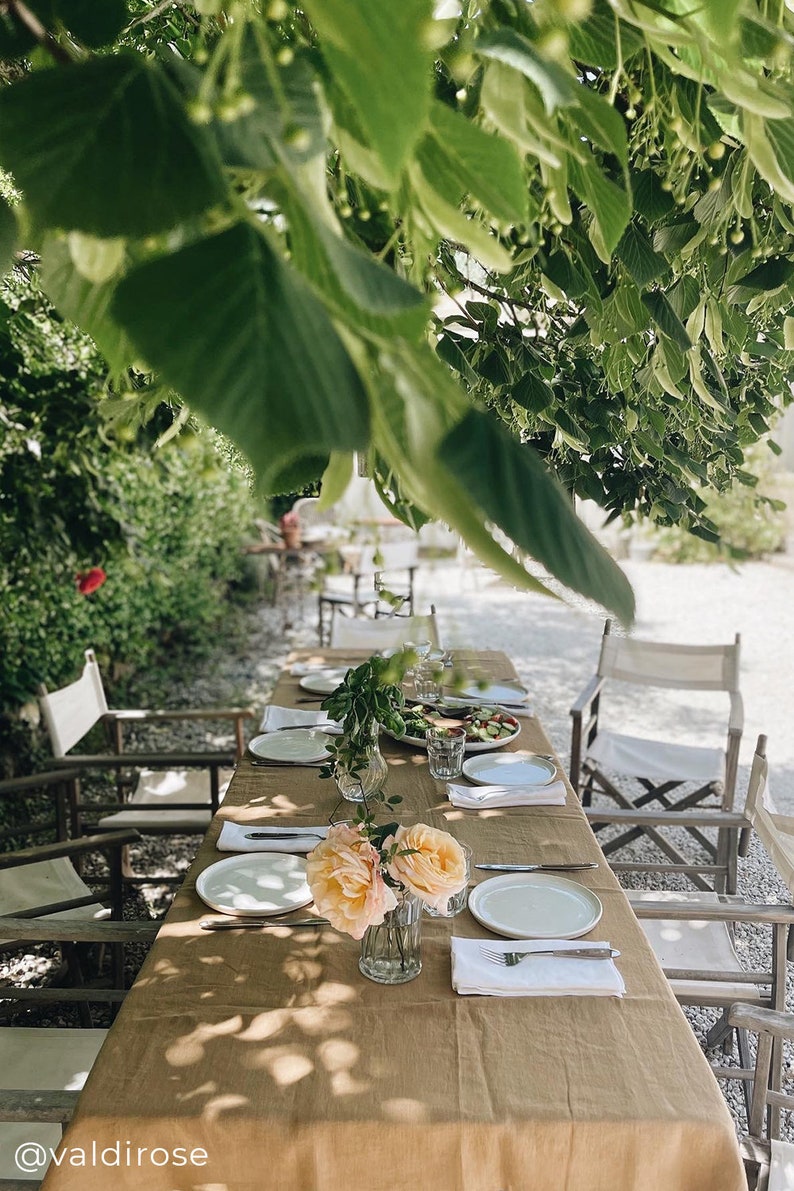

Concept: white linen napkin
[[446, 780, 567, 809], [451, 938, 625, 997], [259, 705, 340, 733], [217, 821, 329, 854]]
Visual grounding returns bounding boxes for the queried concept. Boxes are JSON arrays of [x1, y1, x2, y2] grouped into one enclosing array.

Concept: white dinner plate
[[468, 873, 603, 940], [453, 679, 530, 704], [462, 753, 556, 785], [195, 853, 313, 916], [248, 729, 332, 763], [298, 669, 348, 695]]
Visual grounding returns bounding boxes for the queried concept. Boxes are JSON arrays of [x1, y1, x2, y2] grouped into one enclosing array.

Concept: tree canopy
[[3, 0, 794, 624]]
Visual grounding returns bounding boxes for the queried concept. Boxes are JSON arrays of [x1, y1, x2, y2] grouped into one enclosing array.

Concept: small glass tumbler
[[413, 662, 443, 703], [425, 843, 472, 918], [426, 725, 466, 779]]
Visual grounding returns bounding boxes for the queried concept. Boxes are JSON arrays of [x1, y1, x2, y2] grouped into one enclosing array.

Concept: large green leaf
[[422, 101, 527, 225], [642, 290, 694, 351], [302, 0, 433, 185], [409, 162, 513, 272], [568, 156, 631, 259], [280, 185, 429, 338], [616, 223, 670, 287], [112, 224, 370, 492], [54, 0, 129, 46], [567, 2, 643, 69], [0, 52, 225, 238], [572, 86, 628, 170], [0, 197, 17, 278], [440, 410, 635, 624], [475, 28, 578, 113], [40, 238, 134, 372]]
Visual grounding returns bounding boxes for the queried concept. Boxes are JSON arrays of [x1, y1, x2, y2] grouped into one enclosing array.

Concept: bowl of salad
[[393, 704, 521, 752]]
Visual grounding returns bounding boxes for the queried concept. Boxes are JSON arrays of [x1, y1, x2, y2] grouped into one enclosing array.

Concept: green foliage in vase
[[3, 0, 794, 620], [319, 655, 406, 812]]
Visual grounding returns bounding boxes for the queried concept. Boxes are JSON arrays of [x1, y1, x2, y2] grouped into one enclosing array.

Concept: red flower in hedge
[[75, 567, 107, 595]]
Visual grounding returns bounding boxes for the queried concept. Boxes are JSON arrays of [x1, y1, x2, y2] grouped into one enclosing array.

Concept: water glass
[[425, 843, 472, 918], [426, 725, 466, 779], [413, 662, 443, 703]]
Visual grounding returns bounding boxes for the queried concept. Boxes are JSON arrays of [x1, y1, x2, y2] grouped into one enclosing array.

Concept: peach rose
[[306, 824, 398, 940], [386, 823, 467, 913]]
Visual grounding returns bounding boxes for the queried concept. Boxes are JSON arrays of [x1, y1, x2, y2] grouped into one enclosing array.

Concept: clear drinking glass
[[413, 661, 443, 703], [426, 725, 466, 779], [425, 843, 472, 918]]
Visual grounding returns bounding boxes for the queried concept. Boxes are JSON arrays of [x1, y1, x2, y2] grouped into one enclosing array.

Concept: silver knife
[[245, 830, 326, 840], [200, 917, 329, 930], [475, 863, 599, 872]]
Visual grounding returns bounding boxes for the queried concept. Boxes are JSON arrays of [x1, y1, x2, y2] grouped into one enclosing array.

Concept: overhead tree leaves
[[112, 224, 370, 492], [0, 198, 17, 278], [642, 291, 694, 351], [440, 410, 635, 624], [40, 238, 134, 372], [423, 101, 528, 225], [302, 0, 433, 185], [0, 52, 225, 238], [475, 28, 579, 113]]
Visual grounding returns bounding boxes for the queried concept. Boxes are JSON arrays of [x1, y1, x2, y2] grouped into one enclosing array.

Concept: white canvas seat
[[770, 1141, 794, 1191], [0, 1028, 107, 1182], [38, 650, 243, 851], [329, 609, 440, 651], [0, 858, 109, 948], [571, 619, 743, 890], [585, 730, 726, 785]]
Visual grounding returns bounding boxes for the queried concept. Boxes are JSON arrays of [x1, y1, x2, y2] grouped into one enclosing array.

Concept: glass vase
[[334, 733, 388, 803], [359, 891, 422, 984]]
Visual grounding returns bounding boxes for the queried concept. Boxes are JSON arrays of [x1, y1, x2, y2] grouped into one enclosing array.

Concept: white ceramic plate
[[468, 873, 603, 940], [248, 729, 332, 763], [453, 679, 529, 705], [462, 753, 556, 785], [195, 853, 313, 917], [298, 669, 348, 695]]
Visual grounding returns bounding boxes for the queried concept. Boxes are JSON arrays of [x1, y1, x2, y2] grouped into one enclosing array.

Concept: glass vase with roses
[[309, 655, 468, 983]]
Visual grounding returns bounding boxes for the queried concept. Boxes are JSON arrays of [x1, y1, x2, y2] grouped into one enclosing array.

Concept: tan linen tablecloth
[[41, 651, 745, 1191]]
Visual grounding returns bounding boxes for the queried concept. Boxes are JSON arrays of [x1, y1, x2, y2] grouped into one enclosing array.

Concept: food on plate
[[401, 704, 519, 743]]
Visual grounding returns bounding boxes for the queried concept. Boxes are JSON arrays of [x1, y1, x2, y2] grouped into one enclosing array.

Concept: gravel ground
[[5, 553, 794, 1138]]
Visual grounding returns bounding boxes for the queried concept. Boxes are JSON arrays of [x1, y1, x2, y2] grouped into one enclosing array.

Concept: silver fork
[[480, 946, 620, 965]]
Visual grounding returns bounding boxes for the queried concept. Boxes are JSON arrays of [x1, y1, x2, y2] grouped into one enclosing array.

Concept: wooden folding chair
[[570, 618, 743, 881], [717, 1003, 794, 1189], [319, 539, 421, 645], [38, 649, 252, 839]]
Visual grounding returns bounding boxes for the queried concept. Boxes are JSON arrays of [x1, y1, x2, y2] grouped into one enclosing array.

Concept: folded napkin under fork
[[216, 821, 329, 854], [258, 705, 341, 733], [451, 938, 625, 997], [446, 780, 567, 809]]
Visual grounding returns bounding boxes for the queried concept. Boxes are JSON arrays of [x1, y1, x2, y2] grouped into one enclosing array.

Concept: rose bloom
[[386, 823, 467, 913], [75, 567, 107, 595], [306, 824, 398, 940]]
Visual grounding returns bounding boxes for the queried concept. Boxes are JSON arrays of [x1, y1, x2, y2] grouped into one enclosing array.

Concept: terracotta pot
[[281, 527, 302, 549]]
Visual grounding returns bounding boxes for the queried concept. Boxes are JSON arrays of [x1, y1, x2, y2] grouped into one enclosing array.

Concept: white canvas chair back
[[0, 858, 109, 947], [744, 741, 794, 899], [598, 629, 741, 693], [330, 612, 439, 650], [349, 539, 419, 576], [39, 649, 108, 757]]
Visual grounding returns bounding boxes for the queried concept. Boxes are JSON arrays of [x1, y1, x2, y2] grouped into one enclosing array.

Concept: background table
[[42, 651, 745, 1191]]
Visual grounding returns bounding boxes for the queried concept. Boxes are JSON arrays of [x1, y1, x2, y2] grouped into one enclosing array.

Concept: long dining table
[[41, 650, 745, 1191]]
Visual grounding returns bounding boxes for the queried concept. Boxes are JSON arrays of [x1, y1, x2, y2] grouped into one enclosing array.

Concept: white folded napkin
[[259, 705, 340, 733], [217, 821, 329, 854], [446, 780, 567, 809], [451, 938, 625, 997]]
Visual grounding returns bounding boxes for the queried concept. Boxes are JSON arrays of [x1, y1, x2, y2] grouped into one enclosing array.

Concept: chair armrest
[[55, 751, 235, 768], [728, 691, 744, 735], [0, 917, 161, 943], [107, 708, 254, 723], [728, 1003, 794, 1039], [0, 830, 141, 869], [0, 1089, 79, 1124], [584, 809, 749, 829], [632, 901, 794, 925], [569, 673, 603, 717], [0, 769, 84, 794]]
